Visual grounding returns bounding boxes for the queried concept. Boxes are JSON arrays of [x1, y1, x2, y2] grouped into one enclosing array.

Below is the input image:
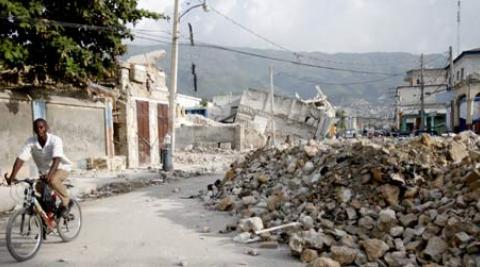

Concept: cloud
[[134, 0, 480, 54]]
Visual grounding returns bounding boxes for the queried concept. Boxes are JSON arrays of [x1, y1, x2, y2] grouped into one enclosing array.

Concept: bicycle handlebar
[[12, 179, 36, 185], [0, 178, 37, 187]]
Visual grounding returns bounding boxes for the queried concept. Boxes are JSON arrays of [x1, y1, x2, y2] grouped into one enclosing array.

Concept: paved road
[[0, 175, 302, 267]]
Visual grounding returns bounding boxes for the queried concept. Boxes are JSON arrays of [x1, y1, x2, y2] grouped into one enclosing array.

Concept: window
[[32, 100, 46, 120], [461, 68, 465, 80], [416, 79, 420, 85], [457, 71, 460, 81]]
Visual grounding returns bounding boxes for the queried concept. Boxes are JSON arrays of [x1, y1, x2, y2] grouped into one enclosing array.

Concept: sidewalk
[[0, 169, 168, 213]]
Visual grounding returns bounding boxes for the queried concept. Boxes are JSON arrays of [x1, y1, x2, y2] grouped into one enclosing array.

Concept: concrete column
[[234, 124, 244, 151], [467, 99, 473, 128], [453, 99, 459, 128], [127, 97, 139, 168]]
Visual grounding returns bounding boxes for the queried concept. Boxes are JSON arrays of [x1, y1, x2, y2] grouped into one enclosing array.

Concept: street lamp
[[167, 0, 208, 170]]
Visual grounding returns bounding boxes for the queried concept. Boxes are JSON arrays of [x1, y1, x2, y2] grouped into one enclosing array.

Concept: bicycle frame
[[17, 179, 55, 234]]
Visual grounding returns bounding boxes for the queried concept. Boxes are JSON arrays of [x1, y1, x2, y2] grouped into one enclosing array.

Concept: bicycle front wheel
[[6, 208, 43, 262], [57, 199, 82, 242]]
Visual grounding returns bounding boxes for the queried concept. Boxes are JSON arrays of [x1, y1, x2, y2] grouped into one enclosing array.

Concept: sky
[[133, 0, 480, 54]]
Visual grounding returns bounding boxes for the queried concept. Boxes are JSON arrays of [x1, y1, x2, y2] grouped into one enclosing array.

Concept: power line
[[133, 29, 173, 35], [1, 15, 447, 85], [279, 71, 403, 86], [2, 15, 448, 71], [208, 6, 436, 68], [209, 6, 292, 53], [132, 33, 401, 76]]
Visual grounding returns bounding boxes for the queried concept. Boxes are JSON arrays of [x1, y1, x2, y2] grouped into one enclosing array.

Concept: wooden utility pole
[[168, 0, 180, 157], [457, 0, 461, 55], [449, 46, 455, 90], [269, 66, 276, 146], [420, 54, 426, 131], [449, 46, 456, 131]]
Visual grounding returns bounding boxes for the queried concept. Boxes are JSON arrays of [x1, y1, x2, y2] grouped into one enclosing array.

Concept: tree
[[0, 0, 165, 85]]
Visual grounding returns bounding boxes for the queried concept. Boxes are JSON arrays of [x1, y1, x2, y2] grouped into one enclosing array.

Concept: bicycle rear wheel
[[57, 199, 82, 242], [6, 208, 43, 262]]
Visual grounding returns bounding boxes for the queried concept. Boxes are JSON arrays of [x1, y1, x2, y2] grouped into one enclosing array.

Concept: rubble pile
[[83, 170, 197, 199], [175, 149, 242, 174], [210, 133, 480, 266], [180, 114, 227, 127]]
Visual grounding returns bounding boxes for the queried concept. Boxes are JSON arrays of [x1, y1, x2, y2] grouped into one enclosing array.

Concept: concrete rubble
[[174, 148, 243, 174], [79, 170, 201, 200], [202, 132, 480, 266]]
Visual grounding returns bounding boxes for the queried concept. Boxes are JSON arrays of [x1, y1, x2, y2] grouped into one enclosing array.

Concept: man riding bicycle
[[4, 118, 73, 217]]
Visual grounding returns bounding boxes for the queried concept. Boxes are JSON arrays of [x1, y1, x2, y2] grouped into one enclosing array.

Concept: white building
[[447, 48, 480, 132], [395, 68, 449, 133]]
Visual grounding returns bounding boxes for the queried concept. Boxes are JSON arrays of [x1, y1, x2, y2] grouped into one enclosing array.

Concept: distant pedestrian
[[328, 124, 337, 139]]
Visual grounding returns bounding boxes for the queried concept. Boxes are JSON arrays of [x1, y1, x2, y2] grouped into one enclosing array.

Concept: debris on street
[[202, 132, 480, 266]]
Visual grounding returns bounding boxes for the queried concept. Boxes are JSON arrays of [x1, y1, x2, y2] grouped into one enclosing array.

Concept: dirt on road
[[0, 175, 301, 267]]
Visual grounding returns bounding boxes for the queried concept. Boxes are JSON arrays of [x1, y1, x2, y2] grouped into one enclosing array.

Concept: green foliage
[[200, 98, 208, 107], [0, 0, 165, 85]]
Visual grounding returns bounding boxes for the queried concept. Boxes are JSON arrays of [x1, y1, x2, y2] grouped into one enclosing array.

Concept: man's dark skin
[[4, 120, 61, 185]]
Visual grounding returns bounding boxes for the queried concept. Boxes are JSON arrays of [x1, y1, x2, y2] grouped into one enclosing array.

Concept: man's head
[[33, 118, 49, 138]]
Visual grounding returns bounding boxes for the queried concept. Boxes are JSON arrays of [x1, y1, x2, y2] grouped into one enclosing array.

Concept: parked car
[[343, 129, 356, 138]]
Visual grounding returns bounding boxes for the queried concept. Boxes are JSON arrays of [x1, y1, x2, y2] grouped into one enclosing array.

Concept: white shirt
[[18, 133, 72, 174]]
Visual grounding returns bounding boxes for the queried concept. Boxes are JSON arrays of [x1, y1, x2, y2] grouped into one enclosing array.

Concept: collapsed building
[[211, 87, 336, 147]]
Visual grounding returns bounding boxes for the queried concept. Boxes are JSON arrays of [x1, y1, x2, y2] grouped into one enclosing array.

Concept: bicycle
[[4, 178, 82, 262]]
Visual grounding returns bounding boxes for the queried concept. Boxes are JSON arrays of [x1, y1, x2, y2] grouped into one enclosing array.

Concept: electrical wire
[[279, 71, 404, 86], [132, 33, 401, 76], [2, 15, 448, 74], [208, 6, 442, 68]]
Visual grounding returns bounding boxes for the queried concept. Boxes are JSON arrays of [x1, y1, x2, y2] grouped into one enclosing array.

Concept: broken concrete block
[[330, 246, 357, 265], [362, 239, 389, 261], [306, 257, 340, 267], [300, 249, 319, 263]]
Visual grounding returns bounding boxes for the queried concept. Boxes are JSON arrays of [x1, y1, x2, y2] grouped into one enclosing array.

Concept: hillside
[[125, 44, 446, 106]]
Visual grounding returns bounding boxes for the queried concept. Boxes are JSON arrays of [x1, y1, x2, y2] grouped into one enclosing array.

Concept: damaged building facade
[[211, 87, 336, 146], [0, 85, 115, 176], [395, 48, 480, 134], [449, 48, 480, 132], [395, 68, 450, 133], [115, 50, 244, 166], [115, 51, 170, 169]]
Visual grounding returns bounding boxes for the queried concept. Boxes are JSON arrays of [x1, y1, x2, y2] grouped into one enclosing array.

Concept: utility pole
[[269, 66, 276, 146], [449, 46, 455, 90], [449, 46, 455, 131], [420, 54, 426, 131], [166, 0, 208, 170], [457, 0, 461, 55], [167, 0, 180, 168]]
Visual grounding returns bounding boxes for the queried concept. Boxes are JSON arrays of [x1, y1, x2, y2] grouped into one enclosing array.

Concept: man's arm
[[45, 157, 61, 182], [47, 136, 65, 182], [5, 158, 24, 185]]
